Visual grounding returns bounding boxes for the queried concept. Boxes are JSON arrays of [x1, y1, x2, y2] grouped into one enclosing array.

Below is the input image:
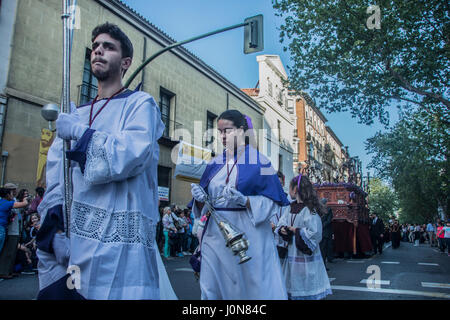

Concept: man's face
[[91, 33, 131, 81]]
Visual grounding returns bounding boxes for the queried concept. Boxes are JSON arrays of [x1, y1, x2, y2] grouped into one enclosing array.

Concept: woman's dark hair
[[17, 189, 28, 202], [92, 22, 134, 59], [289, 175, 325, 216], [35, 187, 45, 198], [218, 109, 256, 147], [0, 187, 11, 199]]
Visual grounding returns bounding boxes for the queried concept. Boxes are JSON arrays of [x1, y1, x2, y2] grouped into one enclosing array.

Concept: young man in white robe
[[41, 22, 166, 299]]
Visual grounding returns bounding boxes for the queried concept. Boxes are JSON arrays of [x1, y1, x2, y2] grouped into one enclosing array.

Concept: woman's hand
[[191, 184, 207, 203], [287, 226, 296, 233], [223, 187, 248, 207]]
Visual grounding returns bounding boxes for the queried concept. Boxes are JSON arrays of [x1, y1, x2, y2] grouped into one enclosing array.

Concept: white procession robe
[[193, 158, 287, 300], [276, 205, 332, 299], [47, 90, 166, 299]]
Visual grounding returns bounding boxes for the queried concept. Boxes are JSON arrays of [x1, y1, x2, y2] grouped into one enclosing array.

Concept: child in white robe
[[276, 174, 332, 300]]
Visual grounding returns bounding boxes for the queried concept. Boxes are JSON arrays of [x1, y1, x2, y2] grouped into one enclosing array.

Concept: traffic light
[[244, 14, 264, 54]]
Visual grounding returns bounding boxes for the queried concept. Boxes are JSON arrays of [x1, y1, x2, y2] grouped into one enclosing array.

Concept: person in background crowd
[[436, 222, 446, 253], [0, 185, 29, 279], [155, 206, 164, 254], [390, 220, 401, 249], [414, 224, 421, 246], [443, 220, 450, 256], [162, 207, 176, 258], [178, 209, 190, 256], [426, 221, 436, 247], [408, 224, 415, 243], [319, 198, 334, 270], [170, 208, 185, 257], [27, 187, 45, 215], [401, 224, 408, 242], [369, 212, 384, 255], [420, 224, 427, 244], [383, 224, 391, 243]]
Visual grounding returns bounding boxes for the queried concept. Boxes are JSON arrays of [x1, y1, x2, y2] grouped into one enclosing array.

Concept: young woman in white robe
[[276, 174, 332, 300], [190, 110, 290, 300]]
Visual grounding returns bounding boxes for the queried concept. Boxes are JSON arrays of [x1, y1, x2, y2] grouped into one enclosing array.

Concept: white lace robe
[[193, 158, 288, 300], [275, 206, 332, 300], [46, 91, 166, 299]]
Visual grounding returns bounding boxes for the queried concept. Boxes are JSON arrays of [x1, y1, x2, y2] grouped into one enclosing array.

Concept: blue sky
[[122, 0, 398, 176]]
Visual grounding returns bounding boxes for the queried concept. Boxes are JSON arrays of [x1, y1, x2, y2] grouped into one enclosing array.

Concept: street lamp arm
[[124, 21, 249, 88]]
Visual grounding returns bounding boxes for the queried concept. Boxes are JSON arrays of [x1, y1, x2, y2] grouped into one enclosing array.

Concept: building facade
[[242, 55, 296, 189], [293, 94, 351, 184], [0, 0, 265, 207]]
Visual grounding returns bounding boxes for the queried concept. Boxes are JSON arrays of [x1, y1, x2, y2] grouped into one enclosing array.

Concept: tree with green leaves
[[367, 177, 397, 223], [273, 0, 449, 126], [366, 109, 449, 223]]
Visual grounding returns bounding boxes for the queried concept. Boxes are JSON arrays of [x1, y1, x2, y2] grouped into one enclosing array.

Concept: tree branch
[[384, 59, 450, 109]]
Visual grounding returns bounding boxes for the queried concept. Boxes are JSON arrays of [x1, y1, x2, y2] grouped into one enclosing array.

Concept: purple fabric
[[28, 196, 42, 214], [188, 144, 289, 208], [244, 115, 253, 129]]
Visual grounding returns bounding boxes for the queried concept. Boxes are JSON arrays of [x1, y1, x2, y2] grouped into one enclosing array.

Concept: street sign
[[244, 14, 264, 54], [158, 186, 170, 201]]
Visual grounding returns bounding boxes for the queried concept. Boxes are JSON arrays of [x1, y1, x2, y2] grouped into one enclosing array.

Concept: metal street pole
[[61, 0, 73, 237], [125, 14, 263, 88]]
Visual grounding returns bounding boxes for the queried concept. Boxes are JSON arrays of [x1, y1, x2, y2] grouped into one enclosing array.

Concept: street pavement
[[0, 240, 448, 300]]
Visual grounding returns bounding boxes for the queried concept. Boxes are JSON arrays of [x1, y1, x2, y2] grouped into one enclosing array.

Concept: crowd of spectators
[[381, 216, 450, 255], [0, 183, 44, 279], [156, 205, 199, 258]]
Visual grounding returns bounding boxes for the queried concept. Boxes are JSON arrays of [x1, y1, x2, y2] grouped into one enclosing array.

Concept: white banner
[[174, 141, 212, 183]]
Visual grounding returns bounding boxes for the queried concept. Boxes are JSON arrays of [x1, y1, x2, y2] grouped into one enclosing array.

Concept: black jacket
[[370, 217, 385, 237], [321, 207, 333, 239]]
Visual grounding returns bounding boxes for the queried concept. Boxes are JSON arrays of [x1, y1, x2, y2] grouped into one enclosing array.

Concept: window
[[268, 79, 273, 97], [277, 120, 281, 143], [205, 111, 217, 147], [278, 154, 283, 173], [79, 49, 98, 105], [159, 88, 174, 138]]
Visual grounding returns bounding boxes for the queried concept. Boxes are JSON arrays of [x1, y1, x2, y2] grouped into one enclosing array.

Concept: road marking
[[347, 260, 364, 263], [175, 268, 195, 272], [381, 261, 400, 264], [383, 243, 392, 250], [329, 278, 336, 282], [418, 263, 439, 266], [421, 282, 450, 289], [360, 279, 390, 285], [331, 285, 450, 299]]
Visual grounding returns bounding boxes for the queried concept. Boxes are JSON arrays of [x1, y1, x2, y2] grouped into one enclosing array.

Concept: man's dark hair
[[35, 187, 45, 198], [0, 188, 10, 199], [91, 22, 133, 59]]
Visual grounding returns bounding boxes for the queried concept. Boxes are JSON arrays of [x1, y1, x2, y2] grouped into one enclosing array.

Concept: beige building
[[293, 93, 350, 184], [242, 55, 296, 189], [0, 0, 265, 207]]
